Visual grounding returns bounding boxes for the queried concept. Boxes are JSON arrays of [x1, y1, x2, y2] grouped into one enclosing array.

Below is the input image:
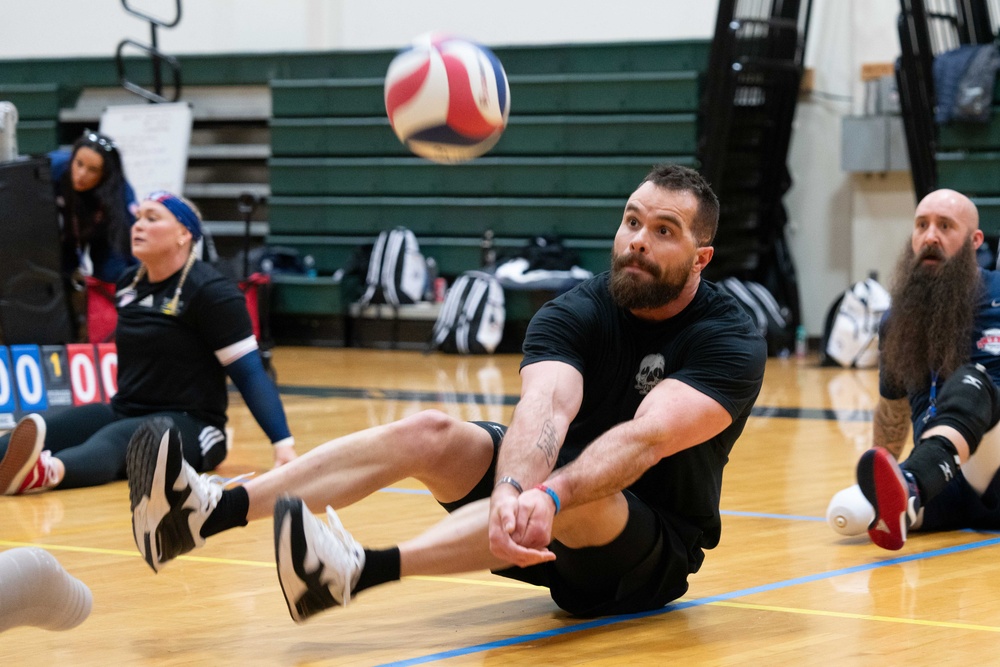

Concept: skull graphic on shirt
[[635, 353, 665, 395]]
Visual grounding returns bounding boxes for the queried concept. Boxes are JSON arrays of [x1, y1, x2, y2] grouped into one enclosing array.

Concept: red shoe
[[857, 447, 921, 550], [15, 451, 60, 494], [0, 414, 48, 495]]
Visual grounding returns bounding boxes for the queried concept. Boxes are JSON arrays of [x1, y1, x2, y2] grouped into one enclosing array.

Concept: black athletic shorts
[[438, 421, 691, 618]]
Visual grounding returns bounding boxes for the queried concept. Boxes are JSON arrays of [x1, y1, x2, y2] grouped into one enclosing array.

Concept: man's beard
[[881, 237, 981, 393], [608, 249, 693, 310]]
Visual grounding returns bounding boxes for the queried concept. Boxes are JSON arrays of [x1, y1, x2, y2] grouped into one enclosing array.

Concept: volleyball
[[384, 34, 510, 164]]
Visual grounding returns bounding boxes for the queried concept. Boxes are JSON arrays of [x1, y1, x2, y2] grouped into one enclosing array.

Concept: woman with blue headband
[[0, 192, 297, 495]]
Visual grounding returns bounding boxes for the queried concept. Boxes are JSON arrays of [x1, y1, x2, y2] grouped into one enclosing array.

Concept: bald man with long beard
[[850, 189, 1000, 550]]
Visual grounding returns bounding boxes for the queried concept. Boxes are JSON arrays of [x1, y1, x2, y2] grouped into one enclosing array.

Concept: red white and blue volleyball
[[384, 33, 510, 164]]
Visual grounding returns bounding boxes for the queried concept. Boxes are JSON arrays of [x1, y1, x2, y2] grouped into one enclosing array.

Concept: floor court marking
[[0, 539, 272, 568], [272, 384, 872, 422], [11, 496, 984, 570], [4, 535, 1000, 663], [376, 535, 1000, 667], [707, 599, 1000, 632]]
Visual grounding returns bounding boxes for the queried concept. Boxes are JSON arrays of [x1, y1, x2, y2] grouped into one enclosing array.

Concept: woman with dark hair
[[49, 131, 138, 341], [50, 131, 138, 285]]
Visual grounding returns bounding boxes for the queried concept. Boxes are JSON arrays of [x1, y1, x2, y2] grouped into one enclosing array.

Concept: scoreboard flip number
[[10, 345, 48, 412], [65, 344, 102, 406], [97, 342, 118, 400], [0, 347, 15, 430], [0, 343, 116, 427]]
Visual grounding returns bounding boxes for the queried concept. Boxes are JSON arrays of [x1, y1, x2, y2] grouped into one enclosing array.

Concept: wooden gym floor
[[3, 347, 999, 665]]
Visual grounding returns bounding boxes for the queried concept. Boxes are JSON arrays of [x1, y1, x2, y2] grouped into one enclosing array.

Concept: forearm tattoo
[[534, 420, 558, 464], [874, 398, 910, 456]]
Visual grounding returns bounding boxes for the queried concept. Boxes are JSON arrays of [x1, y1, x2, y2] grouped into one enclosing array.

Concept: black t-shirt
[[521, 272, 767, 569], [112, 261, 253, 428]]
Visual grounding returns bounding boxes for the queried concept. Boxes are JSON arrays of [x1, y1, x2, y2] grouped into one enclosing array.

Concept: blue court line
[[378, 535, 1000, 666], [380, 487, 433, 496], [720, 509, 826, 522], [268, 384, 873, 423]]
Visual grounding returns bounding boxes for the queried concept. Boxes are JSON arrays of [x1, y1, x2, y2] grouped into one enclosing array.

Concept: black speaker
[[0, 157, 74, 344]]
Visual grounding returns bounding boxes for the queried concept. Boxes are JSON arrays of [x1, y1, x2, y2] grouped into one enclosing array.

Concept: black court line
[[270, 384, 873, 422]]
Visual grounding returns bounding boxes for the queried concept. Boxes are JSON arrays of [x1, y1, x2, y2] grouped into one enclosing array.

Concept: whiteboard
[[99, 102, 192, 200]]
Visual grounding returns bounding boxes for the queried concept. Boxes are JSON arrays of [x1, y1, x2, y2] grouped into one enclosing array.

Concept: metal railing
[[698, 0, 813, 325], [896, 0, 997, 200], [115, 0, 183, 103]]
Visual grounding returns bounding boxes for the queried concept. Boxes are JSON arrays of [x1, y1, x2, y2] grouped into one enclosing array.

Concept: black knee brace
[[925, 363, 1000, 455]]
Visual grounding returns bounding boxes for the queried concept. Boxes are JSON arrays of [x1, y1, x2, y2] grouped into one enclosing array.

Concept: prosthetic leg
[[826, 484, 875, 536]]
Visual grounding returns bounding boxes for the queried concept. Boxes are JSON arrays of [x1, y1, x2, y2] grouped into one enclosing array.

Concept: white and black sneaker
[[127, 416, 224, 573], [273, 496, 365, 623]]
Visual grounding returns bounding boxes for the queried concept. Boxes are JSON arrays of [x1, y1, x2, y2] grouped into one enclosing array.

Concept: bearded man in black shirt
[[129, 164, 767, 621]]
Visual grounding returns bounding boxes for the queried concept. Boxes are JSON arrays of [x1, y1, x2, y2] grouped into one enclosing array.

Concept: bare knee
[[553, 493, 629, 548], [393, 409, 468, 466], [391, 409, 492, 489]]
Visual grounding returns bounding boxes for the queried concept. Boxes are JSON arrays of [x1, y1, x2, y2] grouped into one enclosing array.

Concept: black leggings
[[0, 404, 228, 489]]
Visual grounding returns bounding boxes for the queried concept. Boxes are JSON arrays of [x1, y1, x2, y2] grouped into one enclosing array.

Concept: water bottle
[[0, 102, 18, 162], [795, 325, 808, 359], [303, 254, 317, 279], [425, 257, 438, 301], [481, 229, 496, 269]]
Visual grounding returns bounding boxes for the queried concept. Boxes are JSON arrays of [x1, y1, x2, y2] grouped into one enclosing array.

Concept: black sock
[[901, 435, 960, 503], [199, 486, 250, 538], [353, 547, 401, 594]]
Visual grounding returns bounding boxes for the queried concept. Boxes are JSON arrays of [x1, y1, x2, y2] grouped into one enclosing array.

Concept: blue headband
[[147, 191, 202, 242]]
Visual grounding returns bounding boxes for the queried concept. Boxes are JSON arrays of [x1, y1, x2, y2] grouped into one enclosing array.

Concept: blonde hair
[[126, 192, 204, 315], [124, 248, 198, 316]]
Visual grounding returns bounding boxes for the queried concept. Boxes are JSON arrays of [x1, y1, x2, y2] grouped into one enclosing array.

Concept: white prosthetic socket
[[826, 484, 876, 536], [0, 547, 92, 633]]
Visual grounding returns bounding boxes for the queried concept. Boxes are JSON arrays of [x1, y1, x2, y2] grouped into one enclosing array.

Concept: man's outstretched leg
[[272, 494, 513, 623], [128, 410, 495, 572], [271, 482, 639, 623]]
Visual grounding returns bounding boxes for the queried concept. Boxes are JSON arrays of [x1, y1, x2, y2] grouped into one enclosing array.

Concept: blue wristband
[[535, 485, 561, 514]]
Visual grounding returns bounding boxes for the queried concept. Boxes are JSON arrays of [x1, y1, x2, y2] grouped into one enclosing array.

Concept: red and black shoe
[[857, 447, 921, 551]]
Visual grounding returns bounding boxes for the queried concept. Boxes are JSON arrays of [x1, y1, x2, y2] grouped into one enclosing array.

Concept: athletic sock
[[902, 435, 960, 502], [353, 547, 401, 594], [199, 486, 250, 538]]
